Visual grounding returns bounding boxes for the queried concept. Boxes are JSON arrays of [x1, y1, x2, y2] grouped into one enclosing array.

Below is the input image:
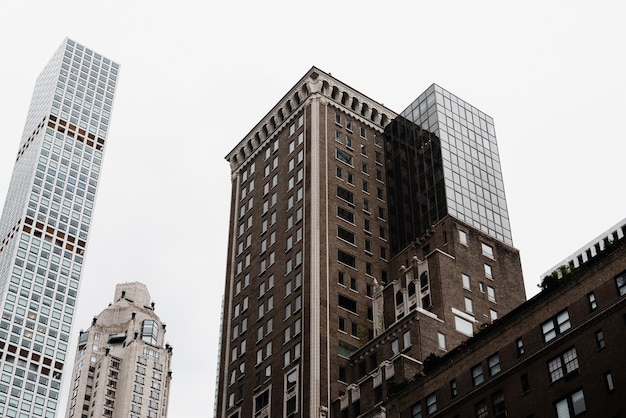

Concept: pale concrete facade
[[64, 283, 172, 418]]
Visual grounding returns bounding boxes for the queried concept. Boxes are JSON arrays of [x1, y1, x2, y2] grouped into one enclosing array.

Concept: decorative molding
[[225, 66, 397, 173]]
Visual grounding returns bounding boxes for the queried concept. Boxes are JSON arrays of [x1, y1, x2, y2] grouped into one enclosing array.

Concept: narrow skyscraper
[[64, 283, 173, 418], [217, 68, 525, 418], [0, 39, 118, 417]]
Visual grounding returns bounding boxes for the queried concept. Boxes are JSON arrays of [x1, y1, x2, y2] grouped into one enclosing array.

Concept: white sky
[[0, 1, 624, 416]]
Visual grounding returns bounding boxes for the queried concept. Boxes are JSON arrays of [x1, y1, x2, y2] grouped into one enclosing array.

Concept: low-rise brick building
[[334, 222, 626, 418]]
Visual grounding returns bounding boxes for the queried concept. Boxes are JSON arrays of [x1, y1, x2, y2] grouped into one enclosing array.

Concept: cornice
[[225, 66, 398, 172]]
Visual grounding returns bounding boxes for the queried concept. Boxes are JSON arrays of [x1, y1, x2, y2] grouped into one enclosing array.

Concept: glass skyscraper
[[0, 39, 118, 418], [385, 84, 512, 255]]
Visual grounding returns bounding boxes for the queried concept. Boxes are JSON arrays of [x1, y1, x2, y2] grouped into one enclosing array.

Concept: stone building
[[64, 283, 172, 418]]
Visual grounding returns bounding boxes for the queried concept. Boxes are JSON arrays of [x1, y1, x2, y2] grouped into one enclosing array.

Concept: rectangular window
[[337, 206, 354, 223], [615, 272, 626, 296], [336, 186, 354, 205], [454, 316, 473, 336], [425, 393, 437, 414], [516, 338, 525, 356], [338, 294, 357, 313], [336, 149, 353, 166], [484, 264, 493, 278], [481, 243, 494, 258], [462, 274, 470, 290], [555, 389, 586, 417], [438, 333, 446, 350], [337, 226, 355, 244], [464, 297, 473, 314], [587, 292, 597, 311], [605, 371, 615, 391], [488, 353, 501, 376], [487, 286, 496, 302], [595, 330, 606, 349], [254, 389, 270, 416], [450, 379, 457, 397], [521, 373, 529, 392], [471, 364, 484, 386], [403, 330, 411, 348], [459, 230, 468, 245], [548, 347, 579, 382], [475, 400, 488, 418], [410, 403, 422, 418], [338, 249, 356, 268], [490, 309, 498, 322], [542, 310, 571, 342]]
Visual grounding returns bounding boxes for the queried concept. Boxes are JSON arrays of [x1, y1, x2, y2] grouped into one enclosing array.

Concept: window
[[455, 316, 473, 336], [337, 186, 354, 205], [336, 149, 353, 166], [141, 320, 158, 346], [425, 393, 437, 414], [490, 309, 498, 322], [542, 310, 571, 342], [595, 330, 606, 348], [254, 389, 270, 416], [338, 250, 356, 268], [587, 292, 597, 311], [492, 390, 506, 417], [410, 403, 422, 418], [335, 114, 342, 126], [450, 379, 457, 397], [516, 338, 525, 356], [487, 286, 496, 302], [337, 206, 354, 223], [548, 347, 579, 382], [471, 364, 484, 386], [615, 272, 626, 296], [338, 294, 357, 313], [459, 230, 468, 245], [475, 400, 488, 418], [338, 271, 345, 286], [481, 243, 494, 258], [464, 297, 473, 314], [555, 389, 586, 417], [438, 333, 446, 350], [484, 264, 493, 278], [488, 353, 501, 376], [403, 330, 411, 348], [462, 274, 470, 290], [605, 371, 615, 391], [337, 226, 355, 244], [338, 317, 346, 332], [521, 373, 530, 392]]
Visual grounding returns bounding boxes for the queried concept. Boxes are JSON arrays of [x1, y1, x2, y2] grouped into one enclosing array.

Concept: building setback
[[217, 67, 525, 418], [0, 39, 118, 417], [343, 221, 626, 418], [63, 283, 172, 418]]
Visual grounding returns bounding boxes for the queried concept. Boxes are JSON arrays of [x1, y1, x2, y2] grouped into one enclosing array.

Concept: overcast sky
[[0, 1, 625, 416]]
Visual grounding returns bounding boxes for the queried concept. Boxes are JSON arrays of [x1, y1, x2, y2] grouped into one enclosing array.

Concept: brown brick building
[[217, 68, 528, 418], [334, 222, 626, 418]]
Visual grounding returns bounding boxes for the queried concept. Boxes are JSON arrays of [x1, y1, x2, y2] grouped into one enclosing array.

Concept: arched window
[[395, 291, 404, 306], [408, 282, 416, 297]]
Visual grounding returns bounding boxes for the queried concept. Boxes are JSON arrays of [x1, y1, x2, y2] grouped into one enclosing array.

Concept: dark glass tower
[[385, 84, 512, 256]]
